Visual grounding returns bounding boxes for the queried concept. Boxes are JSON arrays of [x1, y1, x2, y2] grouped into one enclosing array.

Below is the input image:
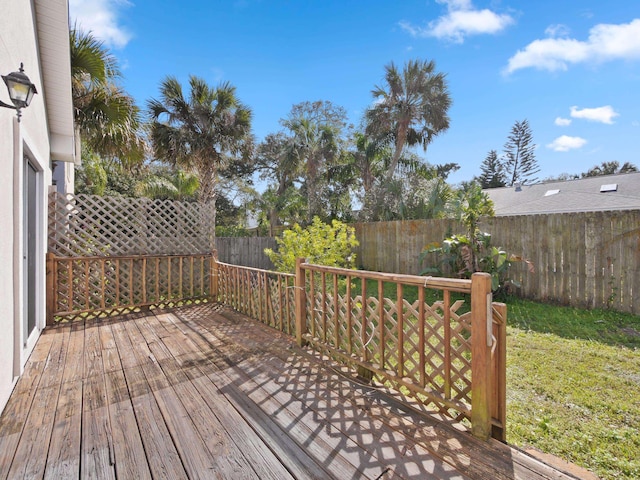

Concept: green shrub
[[264, 217, 359, 273], [419, 231, 533, 295]]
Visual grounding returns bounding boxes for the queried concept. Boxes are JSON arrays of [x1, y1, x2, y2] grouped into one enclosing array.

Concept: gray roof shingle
[[484, 172, 640, 216]]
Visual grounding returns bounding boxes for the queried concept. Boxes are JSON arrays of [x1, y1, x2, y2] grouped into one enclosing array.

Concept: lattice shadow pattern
[[304, 272, 474, 423]]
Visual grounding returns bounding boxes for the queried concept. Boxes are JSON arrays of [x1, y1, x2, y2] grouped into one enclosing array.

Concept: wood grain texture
[[0, 305, 585, 480]]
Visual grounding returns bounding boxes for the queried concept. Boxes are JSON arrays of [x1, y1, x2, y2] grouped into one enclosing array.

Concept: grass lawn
[[505, 299, 640, 480]]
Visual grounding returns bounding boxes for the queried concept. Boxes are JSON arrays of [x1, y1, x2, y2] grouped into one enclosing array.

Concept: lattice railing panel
[[211, 260, 506, 441], [48, 192, 213, 257]]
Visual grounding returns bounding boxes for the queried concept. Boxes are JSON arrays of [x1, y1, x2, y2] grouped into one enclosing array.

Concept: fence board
[[353, 211, 640, 314], [215, 237, 276, 270]]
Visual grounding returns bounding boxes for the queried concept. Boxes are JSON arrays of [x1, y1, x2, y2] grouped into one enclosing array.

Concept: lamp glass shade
[[2, 65, 37, 109]]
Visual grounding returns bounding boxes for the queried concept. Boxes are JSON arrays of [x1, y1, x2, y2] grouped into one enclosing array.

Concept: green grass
[[506, 298, 640, 479]]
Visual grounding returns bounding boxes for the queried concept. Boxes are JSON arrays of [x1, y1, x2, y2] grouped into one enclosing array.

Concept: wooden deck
[[0, 304, 582, 479]]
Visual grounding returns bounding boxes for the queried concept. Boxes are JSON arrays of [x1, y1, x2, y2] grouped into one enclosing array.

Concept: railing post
[[294, 258, 307, 347], [491, 302, 507, 442], [471, 272, 492, 440], [211, 250, 219, 302], [46, 252, 55, 326]]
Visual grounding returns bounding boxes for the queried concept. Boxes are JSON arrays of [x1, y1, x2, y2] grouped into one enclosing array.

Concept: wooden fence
[[354, 211, 640, 314], [46, 252, 214, 323], [45, 249, 506, 440], [215, 236, 276, 270], [214, 258, 507, 441]]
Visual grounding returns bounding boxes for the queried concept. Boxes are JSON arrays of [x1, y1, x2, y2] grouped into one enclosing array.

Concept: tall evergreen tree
[[503, 119, 538, 186], [479, 150, 507, 188]]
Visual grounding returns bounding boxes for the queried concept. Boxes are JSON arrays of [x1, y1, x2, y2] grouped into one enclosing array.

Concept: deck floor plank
[[111, 320, 189, 480], [170, 311, 401, 479], [163, 311, 385, 479], [180, 308, 466, 480], [138, 319, 266, 480], [138, 314, 295, 480], [104, 367, 152, 480], [0, 327, 56, 479], [121, 318, 226, 480], [44, 323, 82, 480], [7, 325, 69, 479], [44, 378, 83, 480], [0, 304, 586, 480]]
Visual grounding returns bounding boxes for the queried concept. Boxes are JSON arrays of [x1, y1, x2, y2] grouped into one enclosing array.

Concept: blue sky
[[70, 0, 640, 185]]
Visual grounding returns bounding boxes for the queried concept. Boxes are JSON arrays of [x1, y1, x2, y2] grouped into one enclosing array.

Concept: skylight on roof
[[600, 183, 618, 193], [544, 189, 560, 197]]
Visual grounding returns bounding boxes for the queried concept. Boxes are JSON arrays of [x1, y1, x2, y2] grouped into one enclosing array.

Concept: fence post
[[471, 272, 492, 440], [491, 302, 507, 442], [294, 258, 307, 347], [46, 252, 55, 326], [211, 250, 219, 302]]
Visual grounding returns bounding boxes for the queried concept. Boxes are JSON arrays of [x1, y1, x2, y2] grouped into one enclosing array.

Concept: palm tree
[[136, 169, 200, 201], [365, 59, 452, 184], [147, 76, 253, 245], [255, 133, 301, 230], [281, 101, 346, 223], [70, 28, 143, 167]]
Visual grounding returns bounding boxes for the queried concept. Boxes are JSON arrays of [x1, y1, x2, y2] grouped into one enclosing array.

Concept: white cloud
[[70, 0, 132, 49], [399, 0, 514, 43], [570, 105, 619, 124], [545, 24, 570, 38], [547, 135, 587, 152], [554, 117, 572, 126], [505, 19, 640, 74]]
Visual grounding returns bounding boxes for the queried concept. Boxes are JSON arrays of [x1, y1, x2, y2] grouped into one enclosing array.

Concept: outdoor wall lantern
[[1, 63, 37, 122]]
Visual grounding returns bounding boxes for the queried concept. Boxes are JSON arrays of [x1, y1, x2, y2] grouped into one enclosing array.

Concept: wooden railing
[[213, 259, 296, 336], [213, 257, 506, 441], [46, 251, 506, 440], [46, 252, 214, 323]]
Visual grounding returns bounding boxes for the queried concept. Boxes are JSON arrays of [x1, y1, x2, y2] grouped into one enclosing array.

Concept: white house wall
[[0, 0, 55, 413]]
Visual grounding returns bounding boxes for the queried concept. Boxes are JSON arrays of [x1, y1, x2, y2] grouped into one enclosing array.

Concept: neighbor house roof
[[484, 172, 640, 216]]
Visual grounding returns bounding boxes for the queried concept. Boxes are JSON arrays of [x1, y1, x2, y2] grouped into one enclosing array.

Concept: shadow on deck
[[0, 304, 585, 479]]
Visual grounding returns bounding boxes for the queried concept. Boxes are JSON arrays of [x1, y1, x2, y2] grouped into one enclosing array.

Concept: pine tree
[[503, 119, 539, 186], [478, 150, 506, 188]]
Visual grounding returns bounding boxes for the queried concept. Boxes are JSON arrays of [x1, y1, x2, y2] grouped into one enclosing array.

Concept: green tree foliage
[[503, 119, 538, 186], [421, 182, 532, 294], [581, 161, 638, 177], [365, 59, 452, 184], [254, 132, 301, 229], [136, 168, 199, 201], [478, 150, 507, 188], [147, 76, 254, 241], [75, 151, 138, 196], [357, 148, 457, 222], [74, 151, 107, 195], [70, 28, 143, 167], [280, 101, 347, 223], [264, 217, 359, 273]]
